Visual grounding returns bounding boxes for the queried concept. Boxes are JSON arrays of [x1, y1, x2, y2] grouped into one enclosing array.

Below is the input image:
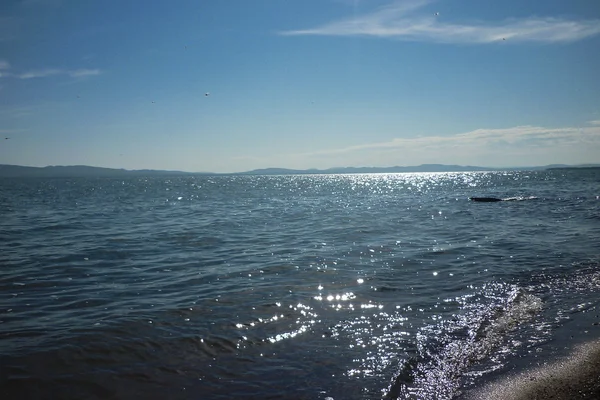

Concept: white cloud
[[18, 68, 63, 79], [69, 68, 101, 78], [280, 0, 600, 44], [331, 0, 367, 6], [5, 67, 102, 79], [298, 124, 600, 158], [0, 60, 102, 80], [588, 120, 600, 126]]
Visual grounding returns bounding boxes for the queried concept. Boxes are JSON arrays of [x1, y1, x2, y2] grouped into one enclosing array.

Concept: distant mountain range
[[0, 165, 201, 178], [0, 163, 598, 178]]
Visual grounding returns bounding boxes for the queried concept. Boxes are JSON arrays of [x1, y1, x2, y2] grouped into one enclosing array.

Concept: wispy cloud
[[331, 0, 367, 6], [266, 123, 599, 169], [0, 61, 9, 78], [68, 68, 101, 78], [300, 124, 600, 158], [588, 120, 600, 126], [17, 68, 63, 79], [0, 63, 103, 80], [280, 0, 600, 44]]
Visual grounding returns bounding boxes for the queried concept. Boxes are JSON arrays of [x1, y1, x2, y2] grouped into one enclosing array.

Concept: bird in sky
[[434, 12, 439, 16], [205, 92, 210, 97]]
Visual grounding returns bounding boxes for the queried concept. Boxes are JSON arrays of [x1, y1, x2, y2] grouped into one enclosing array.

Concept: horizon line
[[2, 162, 599, 176]]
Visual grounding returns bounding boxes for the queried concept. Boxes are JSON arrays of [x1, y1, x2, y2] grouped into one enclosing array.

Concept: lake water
[[1, 170, 599, 399]]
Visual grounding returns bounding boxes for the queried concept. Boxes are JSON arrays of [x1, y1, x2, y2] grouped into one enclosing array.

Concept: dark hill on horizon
[[0, 163, 598, 178], [239, 164, 497, 175], [0, 164, 203, 178]]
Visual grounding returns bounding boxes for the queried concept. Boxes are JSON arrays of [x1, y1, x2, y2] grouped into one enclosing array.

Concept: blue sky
[[1, 0, 599, 173]]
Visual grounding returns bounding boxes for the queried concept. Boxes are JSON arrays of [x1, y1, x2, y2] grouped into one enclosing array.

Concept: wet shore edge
[[463, 338, 600, 399]]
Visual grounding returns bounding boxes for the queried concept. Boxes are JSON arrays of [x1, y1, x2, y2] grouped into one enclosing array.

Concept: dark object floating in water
[[470, 196, 539, 202], [469, 197, 503, 202]]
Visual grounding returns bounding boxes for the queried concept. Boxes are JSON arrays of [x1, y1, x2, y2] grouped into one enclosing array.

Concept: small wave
[[502, 196, 538, 201], [385, 285, 543, 400]]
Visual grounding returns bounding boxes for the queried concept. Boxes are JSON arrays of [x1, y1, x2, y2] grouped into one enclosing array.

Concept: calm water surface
[[1, 170, 599, 399]]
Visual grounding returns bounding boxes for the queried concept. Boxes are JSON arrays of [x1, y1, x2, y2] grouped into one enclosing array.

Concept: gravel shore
[[464, 339, 600, 399]]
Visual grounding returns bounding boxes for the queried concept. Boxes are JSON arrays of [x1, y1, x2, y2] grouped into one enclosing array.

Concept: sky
[[1, 0, 600, 173]]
